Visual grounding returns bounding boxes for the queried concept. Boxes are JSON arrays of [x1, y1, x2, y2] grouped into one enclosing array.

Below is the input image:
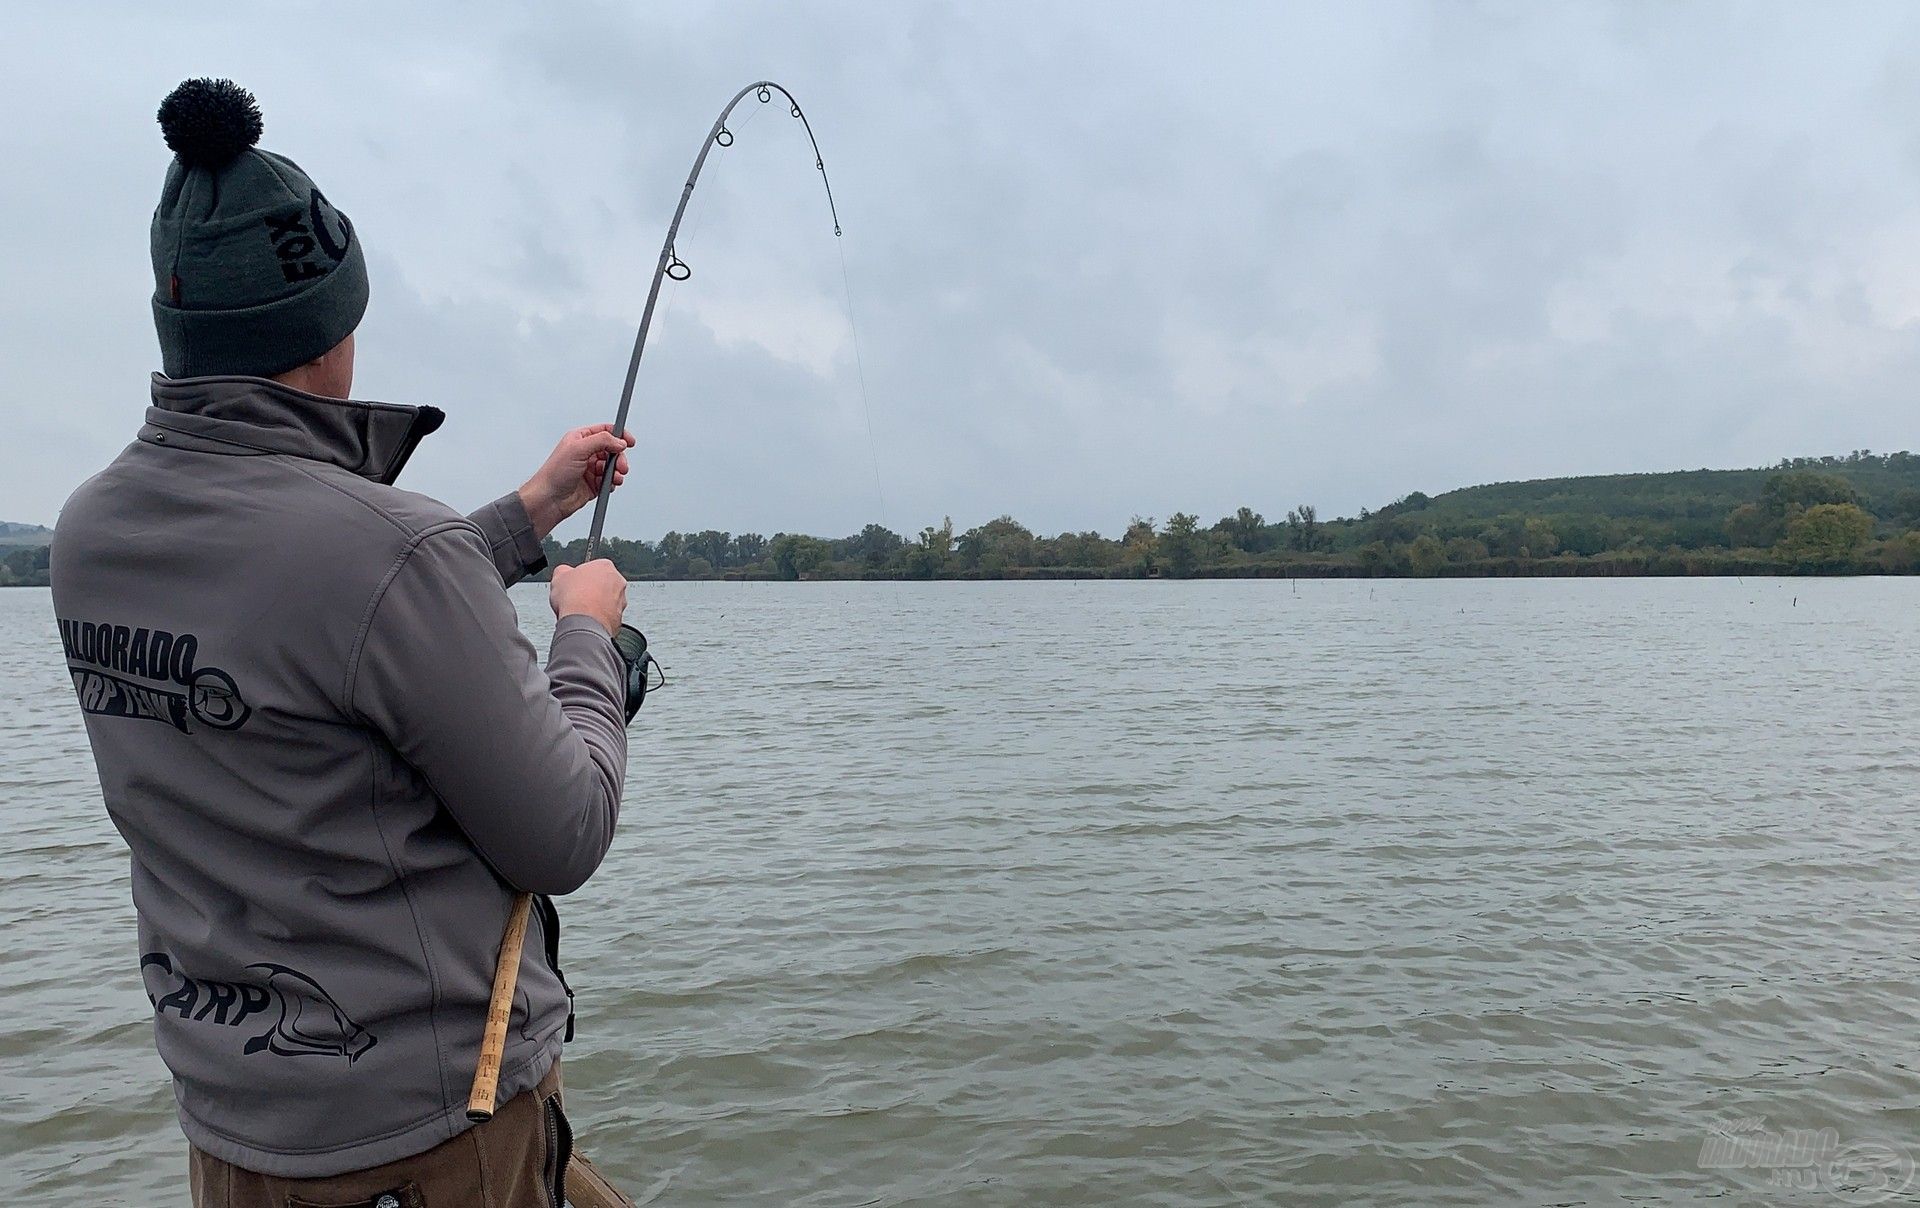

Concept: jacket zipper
[[535, 894, 576, 1042], [543, 1096, 564, 1208]]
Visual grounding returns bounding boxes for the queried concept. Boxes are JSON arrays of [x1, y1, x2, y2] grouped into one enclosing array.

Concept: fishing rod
[[584, 79, 843, 559], [468, 80, 846, 1127]]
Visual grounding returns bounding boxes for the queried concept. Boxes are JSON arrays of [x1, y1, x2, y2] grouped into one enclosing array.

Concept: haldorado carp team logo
[[57, 619, 251, 734], [141, 953, 376, 1063]]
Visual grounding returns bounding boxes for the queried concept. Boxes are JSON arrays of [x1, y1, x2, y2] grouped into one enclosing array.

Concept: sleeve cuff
[[553, 613, 617, 643], [467, 492, 549, 587], [550, 614, 625, 699]]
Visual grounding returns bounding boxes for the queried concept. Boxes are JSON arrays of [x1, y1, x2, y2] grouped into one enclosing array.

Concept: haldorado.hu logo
[[57, 618, 251, 734]]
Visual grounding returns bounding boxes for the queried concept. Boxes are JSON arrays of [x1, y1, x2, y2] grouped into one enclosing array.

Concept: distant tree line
[[0, 544, 49, 587], [539, 451, 1920, 581], [9, 451, 1920, 587]]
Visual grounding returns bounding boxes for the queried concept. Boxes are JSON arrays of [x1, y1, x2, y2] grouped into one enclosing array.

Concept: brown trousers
[[188, 1063, 633, 1208]]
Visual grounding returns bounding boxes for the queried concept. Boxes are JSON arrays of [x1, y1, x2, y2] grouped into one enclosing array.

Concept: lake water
[[4, 578, 1919, 1206]]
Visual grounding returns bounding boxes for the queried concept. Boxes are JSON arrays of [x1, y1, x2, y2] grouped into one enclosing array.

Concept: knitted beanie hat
[[150, 79, 369, 379]]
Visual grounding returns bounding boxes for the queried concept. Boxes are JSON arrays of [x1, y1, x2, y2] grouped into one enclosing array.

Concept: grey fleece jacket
[[49, 374, 628, 1177]]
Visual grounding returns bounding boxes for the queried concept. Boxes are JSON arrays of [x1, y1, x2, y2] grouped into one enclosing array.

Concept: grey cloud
[[8, 2, 1920, 540]]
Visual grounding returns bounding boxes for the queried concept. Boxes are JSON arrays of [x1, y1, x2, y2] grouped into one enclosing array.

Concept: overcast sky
[[6, 2, 1920, 539]]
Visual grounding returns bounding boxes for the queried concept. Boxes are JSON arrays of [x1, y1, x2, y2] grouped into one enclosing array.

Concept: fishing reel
[[612, 624, 664, 724]]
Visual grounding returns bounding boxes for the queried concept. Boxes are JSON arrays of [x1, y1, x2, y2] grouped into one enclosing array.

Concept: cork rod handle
[[466, 892, 533, 1122]]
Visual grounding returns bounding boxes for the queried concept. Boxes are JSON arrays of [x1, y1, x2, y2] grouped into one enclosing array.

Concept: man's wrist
[[517, 484, 563, 541]]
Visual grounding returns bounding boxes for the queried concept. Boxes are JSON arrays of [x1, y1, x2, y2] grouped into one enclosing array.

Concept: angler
[[51, 79, 642, 1207]]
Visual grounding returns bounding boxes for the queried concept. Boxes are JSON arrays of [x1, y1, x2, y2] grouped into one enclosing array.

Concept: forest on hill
[[539, 451, 1920, 581]]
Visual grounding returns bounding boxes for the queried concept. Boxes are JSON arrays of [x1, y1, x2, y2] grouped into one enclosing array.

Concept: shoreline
[[3, 563, 1910, 589]]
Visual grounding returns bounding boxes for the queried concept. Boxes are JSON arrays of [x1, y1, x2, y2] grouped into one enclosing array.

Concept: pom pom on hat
[[157, 78, 263, 168]]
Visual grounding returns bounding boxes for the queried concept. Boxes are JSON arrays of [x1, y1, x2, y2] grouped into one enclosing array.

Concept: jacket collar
[[141, 374, 445, 486]]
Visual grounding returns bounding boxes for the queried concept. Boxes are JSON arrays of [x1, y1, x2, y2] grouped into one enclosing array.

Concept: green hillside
[[1331, 451, 1920, 565], [1399, 453, 1920, 529]]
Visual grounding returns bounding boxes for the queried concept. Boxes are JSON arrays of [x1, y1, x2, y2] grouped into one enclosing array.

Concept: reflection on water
[[4, 578, 1918, 1205]]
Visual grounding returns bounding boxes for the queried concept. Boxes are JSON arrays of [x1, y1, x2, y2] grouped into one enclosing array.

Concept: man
[[51, 78, 636, 1206]]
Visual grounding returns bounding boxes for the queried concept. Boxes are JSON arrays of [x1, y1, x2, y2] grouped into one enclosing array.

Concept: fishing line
[[833, 226, 915, 643], [837, 233, 890, 551]]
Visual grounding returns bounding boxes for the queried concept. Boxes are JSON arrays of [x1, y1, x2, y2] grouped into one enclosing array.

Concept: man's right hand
[[549, 559, 628, 636]]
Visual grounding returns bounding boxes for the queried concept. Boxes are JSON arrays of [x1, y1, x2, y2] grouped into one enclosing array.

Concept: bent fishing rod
[[468, 80, 845, 1122], [584, 80, 843, 559]]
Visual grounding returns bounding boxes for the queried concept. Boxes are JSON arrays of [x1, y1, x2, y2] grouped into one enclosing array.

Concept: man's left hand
[[518, 425, 636, 539]]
